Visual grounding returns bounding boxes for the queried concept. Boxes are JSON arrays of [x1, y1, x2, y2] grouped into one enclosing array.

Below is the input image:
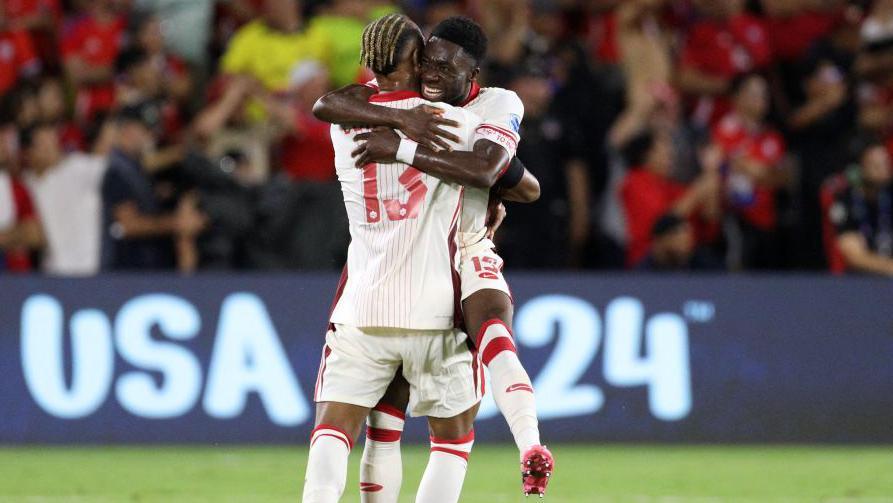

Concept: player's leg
[[463, 289, 541, 453], [415, 404, 480, 503], [304, 325, 400, 503], [402, 329, 482, 503], [360, 373, 410, 503], [304, 401, 369, 503], [460, 245, 553, 496]]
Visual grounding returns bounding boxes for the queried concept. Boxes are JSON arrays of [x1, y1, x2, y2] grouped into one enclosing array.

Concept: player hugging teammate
[[302, 14, 554, 503]]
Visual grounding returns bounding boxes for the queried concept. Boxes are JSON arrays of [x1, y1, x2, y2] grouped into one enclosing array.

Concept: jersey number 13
[[363, 164, 427, 223]]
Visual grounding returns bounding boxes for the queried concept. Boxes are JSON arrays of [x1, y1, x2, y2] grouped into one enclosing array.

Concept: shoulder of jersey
[[478, 86, 521, 103]]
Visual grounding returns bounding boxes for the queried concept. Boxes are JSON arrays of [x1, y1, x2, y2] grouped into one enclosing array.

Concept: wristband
[[396, 138, 419, 165]]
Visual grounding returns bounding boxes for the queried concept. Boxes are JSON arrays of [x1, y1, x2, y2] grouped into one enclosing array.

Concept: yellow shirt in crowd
[[221, 19, 329, 92]]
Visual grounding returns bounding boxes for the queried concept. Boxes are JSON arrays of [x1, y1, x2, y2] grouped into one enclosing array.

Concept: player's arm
[[495, 156, 540, 203], [837, 232, 893, 276], [353, 128, 510, 189], [312, 84, 460, 151]]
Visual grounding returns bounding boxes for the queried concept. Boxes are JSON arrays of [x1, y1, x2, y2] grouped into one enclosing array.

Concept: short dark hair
[[430, 16, 488, 64], [620, 130, 657, 168], [116, 46, 150, 75]]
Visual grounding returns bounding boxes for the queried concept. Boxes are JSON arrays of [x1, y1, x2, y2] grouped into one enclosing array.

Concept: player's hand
[[352, 127, 401, 168], [486, 198, 507, 241], [397, 105, 460, 151]]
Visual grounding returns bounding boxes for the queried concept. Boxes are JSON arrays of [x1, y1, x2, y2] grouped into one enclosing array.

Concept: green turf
[[1, 445, 891, 502]]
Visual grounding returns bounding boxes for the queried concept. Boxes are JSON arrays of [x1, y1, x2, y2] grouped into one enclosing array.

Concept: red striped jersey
[[330, 90, 480, 329]]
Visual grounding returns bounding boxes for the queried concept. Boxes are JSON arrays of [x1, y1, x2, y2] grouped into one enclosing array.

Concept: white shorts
[[314, 324, 483, 418], [459, 238, 512, 302]]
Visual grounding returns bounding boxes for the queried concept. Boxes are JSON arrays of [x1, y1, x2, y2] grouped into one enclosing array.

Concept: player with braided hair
[[304, 14, 510, 503], [315, 14, 554, 501]]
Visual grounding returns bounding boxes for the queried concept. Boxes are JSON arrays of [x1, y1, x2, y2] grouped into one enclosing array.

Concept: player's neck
[[375, 75, 418, 94]]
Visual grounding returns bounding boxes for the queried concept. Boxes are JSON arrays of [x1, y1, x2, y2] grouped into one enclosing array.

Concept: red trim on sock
[[372, 402, 406, 420], [311, 424, 353, 450], [430, 429, 475, 445], [312, 433, 351, 451], [431, 447, 469, 461], [366, 426, 402, 442], [475, 318, 512, 348], [360, 482, 384, 492], [481, 336, 517, 366]]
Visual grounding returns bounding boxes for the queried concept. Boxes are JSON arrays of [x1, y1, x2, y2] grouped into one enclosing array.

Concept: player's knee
[[463, 291, 513, 334], [427, 404, 479, 440], [314, 402, 368, 441]]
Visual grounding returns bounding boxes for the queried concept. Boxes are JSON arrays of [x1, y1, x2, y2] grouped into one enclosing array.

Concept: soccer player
[[305, 15, 491, 503], [314, 16, 554, 498]]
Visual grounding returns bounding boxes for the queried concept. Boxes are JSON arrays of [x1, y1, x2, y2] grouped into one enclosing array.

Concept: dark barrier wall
[[1, 274, 891, 444]]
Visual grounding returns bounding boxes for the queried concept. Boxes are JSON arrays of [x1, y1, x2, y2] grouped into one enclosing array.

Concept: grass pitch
[[1, 445, 891, 502]]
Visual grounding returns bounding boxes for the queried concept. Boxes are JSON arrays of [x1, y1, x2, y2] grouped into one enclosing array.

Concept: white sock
[[302, 425, 353, 503], [360, 404, 406, 502], [415, 430, 474, 503], [477, 320, 541, 453]]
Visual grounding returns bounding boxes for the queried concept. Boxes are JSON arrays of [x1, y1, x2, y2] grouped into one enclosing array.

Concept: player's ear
[[469, 67, 480, 83]]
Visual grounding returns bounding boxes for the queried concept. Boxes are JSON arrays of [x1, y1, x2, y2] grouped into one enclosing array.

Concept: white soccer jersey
[[458, 85, 525, 247], [330, 90, 480, 330]]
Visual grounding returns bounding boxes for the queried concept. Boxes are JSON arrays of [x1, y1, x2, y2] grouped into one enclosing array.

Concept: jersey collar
[[459, 82, 481, 107]]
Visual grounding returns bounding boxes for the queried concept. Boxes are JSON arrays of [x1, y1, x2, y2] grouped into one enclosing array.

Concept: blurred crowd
[[1, 0, 893, 276]]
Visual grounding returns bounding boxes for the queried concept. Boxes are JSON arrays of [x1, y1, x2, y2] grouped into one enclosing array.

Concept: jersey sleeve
[[473, 90, 524, 157]]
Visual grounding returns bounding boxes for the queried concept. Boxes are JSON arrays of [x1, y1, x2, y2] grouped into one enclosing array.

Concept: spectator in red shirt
[[61, 0, 126, 122], [620, 128, 720, 267], [762, 0, 843, 63], [266, 60, 335, 182], [0, 3, 40, 95], [4, 0, 62, 68], [677, 0, 773, 128], [712, 73, 789, 269]]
